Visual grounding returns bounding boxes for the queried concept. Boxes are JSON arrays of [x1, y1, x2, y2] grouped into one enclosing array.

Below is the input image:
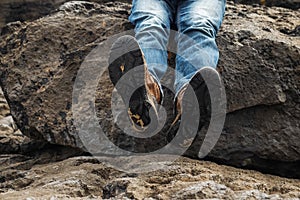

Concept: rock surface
[[1, 0, 299, 31], [0, 155, 300, 199], [0, 87, 43, 154], [234, 0, 300, 10], [0, 0, 299, 178], [0, 0, 133, 31], [0, 0, 65, 31]]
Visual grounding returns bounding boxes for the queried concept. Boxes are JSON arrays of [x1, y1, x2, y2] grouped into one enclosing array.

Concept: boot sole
[[108, 35, 152, 131], [167, 67, 222, 144]]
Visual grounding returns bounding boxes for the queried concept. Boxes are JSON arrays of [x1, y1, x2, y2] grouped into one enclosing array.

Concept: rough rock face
[[0, 0, 65, 31], [0, 1, 133, 145], [0, 0, 299, 178], [0, 155, 300, 199], [195, 2, 300, 177], [0, 0, 299, 31], [0, 0, 133, 31], [233, 0, 300, 9], [0, 86, 42, 154]]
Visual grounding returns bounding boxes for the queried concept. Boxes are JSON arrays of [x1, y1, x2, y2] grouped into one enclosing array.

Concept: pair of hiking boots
[[108, 35, 220, 143]]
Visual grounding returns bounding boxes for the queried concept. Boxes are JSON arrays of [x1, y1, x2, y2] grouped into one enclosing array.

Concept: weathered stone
[[0, 0, 298, 33], [232, 0, 300, 10], [0, 87, 43, 154], [0, 1, 299, 178], [0, 155, 299, 199], [0, 88, 10, 118], [0, 0, 65, 31], [0, 0, 132, 32]]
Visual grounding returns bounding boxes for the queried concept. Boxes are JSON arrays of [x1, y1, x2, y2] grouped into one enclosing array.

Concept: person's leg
[[108, 0, 176, 131], [129, 0, 176, 88], [174, 0, 226, 96]]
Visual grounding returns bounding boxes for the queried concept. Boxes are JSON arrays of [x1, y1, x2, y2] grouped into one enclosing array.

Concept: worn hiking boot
[[108, 35, 162, 132], [167, 67, 221, 146]]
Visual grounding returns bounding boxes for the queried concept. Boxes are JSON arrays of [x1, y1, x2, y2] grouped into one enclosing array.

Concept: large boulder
[[0, 1, 299, 177]]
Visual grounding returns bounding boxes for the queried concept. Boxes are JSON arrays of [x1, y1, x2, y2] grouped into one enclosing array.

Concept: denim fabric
[[129, 0, 226, 97]]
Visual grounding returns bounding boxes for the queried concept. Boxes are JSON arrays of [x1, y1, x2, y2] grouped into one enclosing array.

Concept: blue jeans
[[129, 0, 226, 98]]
